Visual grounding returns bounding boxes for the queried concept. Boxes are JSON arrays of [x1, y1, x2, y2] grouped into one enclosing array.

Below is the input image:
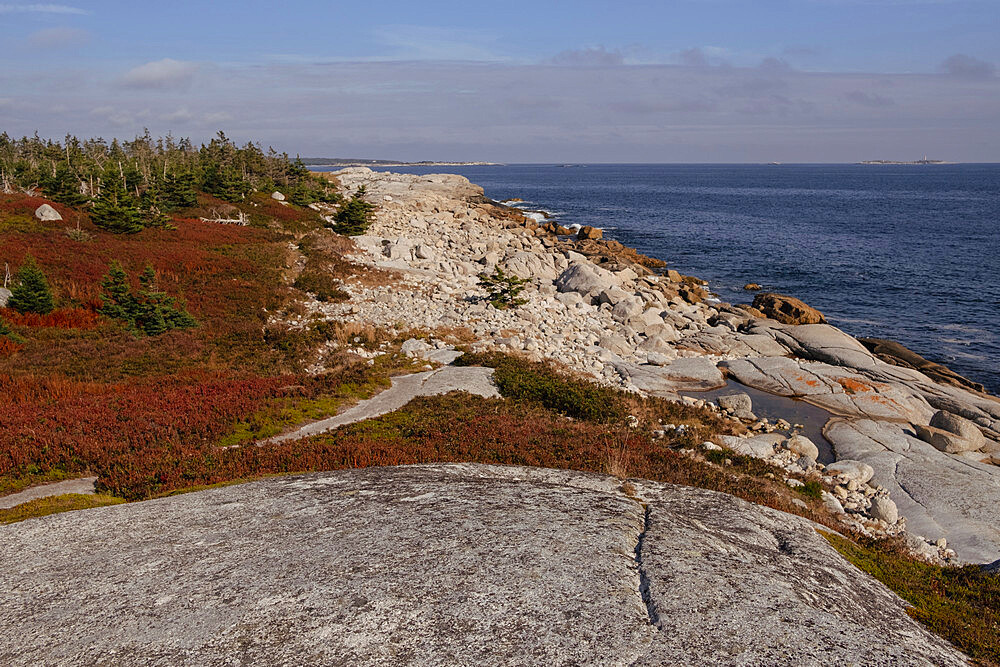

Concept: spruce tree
[[98, 261, 137, 323], [162, 170, 198, 210], [99, 262, 196, 335], [331, 186, 376, 236], [7, 255, 54, 314], [91, 177, 145, 234]]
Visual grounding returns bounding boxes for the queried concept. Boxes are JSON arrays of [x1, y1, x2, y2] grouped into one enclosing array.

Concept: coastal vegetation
[[476, 266, 529, 310]]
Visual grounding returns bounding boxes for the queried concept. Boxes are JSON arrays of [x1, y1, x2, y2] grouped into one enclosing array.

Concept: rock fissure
[[633, 502, 660, 631]]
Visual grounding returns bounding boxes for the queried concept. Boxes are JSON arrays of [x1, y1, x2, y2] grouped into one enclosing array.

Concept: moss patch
[[823, 531, 1000, 665], [0, 493, 124, 525]]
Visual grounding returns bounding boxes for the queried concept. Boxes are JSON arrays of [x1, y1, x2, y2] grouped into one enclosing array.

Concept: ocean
[[319, 163, 1000, 395]]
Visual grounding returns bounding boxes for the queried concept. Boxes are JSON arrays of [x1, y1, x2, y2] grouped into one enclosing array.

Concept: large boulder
[[0, 287, 10, 308], [826, 459, 875, 485], [34, 203, 62, 221], [500, 251, 558, 281], [930, 410, 986, 450], [576, 225, 603, 240], [554, 262, 618, 299], [785, 435, 820, 460], [751, 292, 826, 325], [0, 464, 966, 665], [719, 434, 782, 459], [769, 324, 878, 371], [914, 424, 983, 454], [617, 357, 725, 395], [717, 393, 755, 420]]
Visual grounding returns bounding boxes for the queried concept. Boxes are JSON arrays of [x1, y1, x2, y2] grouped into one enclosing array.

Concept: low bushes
[[824, 532, 1000, 664], [457, 351, 628, 423]]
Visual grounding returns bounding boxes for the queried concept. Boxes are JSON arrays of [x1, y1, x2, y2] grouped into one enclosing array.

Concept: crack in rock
[[633, 502, 660, 630]]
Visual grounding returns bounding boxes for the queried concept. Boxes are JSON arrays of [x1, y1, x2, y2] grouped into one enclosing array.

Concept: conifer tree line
[[0, 130, 341, 233]]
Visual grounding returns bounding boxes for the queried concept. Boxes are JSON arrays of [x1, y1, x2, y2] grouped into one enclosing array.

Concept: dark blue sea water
[[324, 164, 1000, 394]]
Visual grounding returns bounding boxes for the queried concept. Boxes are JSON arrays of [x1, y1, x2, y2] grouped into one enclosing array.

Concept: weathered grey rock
[[616, 357, 725, 395], [915, 424, 983, 454], [722, 357, 935, 423], [0, 287, 10, 308], [500, 251, 558, 281], [930, 411, 986, 450], [0, 465, 967, 666], [718, 434, 782, 459], [785, 435, 820, 460], [717, 393, 754, 420], [870, 496, 899, 524], [554, 262, 618, 299], [628, 478, 965, 666], [824, 418, 1000, 563], [270, 191, 285, 201], [33, 203, 61, 221], [770, 324, 880, 371], [611, 297, 644, 322], [400, 337, 432, 356], [413, 244, 435, 260], [645, 351, 673, 367], [822, 490, 846, 514], [826, 459, 875, 485]]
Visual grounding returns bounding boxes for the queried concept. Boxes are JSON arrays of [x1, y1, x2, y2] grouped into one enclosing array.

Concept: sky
[[0, 0, 998, 162]]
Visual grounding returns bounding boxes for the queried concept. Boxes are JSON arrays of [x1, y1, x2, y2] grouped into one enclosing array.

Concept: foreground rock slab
[[0, 465, 966, 666]]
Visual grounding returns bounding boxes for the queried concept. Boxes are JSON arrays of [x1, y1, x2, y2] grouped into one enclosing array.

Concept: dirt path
[[268, 365, 498, 444], [0, 477, 97, 510]]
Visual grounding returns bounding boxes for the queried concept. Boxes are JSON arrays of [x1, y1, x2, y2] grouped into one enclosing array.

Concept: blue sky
[[1, 0, 998, 161]]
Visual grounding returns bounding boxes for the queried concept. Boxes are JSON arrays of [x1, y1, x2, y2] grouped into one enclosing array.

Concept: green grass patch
[[0, 493, 124, 525], [457, 351, 627, 423], [823, 531, 1000, 665], [796, 479, 824, 501]]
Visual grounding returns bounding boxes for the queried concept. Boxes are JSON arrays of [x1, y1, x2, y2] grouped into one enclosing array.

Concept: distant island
[[858, 156, 953, 165], [303, 158, 501, 167]]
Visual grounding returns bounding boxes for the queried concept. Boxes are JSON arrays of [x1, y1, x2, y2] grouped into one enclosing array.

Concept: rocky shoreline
[[302, 167, 1000, 567]]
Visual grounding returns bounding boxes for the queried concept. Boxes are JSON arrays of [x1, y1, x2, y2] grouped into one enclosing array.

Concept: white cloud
[[0, 3, 88, 14], [121, 59, 199, 89]]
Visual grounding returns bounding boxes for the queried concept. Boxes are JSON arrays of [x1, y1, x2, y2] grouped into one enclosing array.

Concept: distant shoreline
[[856, 160, 954, 165], [304, 159, 501, 168]]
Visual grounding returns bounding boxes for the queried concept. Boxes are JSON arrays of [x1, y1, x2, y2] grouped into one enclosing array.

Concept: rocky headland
[[307, 167, 1000, 566]]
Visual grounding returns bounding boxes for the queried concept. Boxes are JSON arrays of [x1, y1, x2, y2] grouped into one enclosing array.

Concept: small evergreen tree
[[136, 264, 196, 334], [477, 266, 528, 310], [162, 170, 198, 210], [90, 178, 145, 234], [98, 261, 137, 322], [39, 164, 88, 207], [331, 186, 375, 236], [99, 262, 196, 335], [8, 255, 54, 314]]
